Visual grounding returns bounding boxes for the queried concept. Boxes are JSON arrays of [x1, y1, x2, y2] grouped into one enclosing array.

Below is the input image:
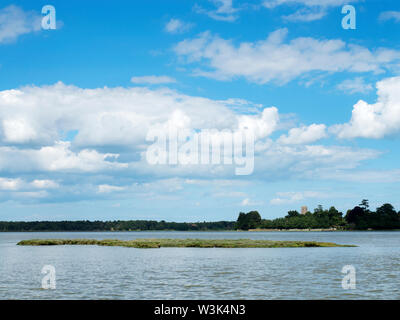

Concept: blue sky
[[0, 0, 400, 221]]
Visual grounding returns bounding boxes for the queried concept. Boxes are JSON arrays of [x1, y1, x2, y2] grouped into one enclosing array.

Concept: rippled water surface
[[1, 231, 399, 299]]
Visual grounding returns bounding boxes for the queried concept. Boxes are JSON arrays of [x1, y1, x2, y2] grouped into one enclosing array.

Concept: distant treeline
[[1, 200, 399, 232], [236, 200, 400, 230], [0, 220, 235, 232]]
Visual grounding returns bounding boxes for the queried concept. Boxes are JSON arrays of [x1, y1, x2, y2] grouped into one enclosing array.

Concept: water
[[0, 231, 399, 299]]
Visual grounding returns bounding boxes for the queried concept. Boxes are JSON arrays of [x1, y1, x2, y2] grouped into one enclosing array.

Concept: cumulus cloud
[[238, 107, 279, 139], [165, 19, 192, 34], [0, 82, 276, 177], [175, 29, 400, 85], [0, 5, 41, 44], [332, 77, 400, 139], [278, 124, 327, 145], [0, 141, 127, 173], [0, 82, 379, 171], [2, 117, 37, 143], [0, 82, 385, 204], [0, 82, 248, 148]]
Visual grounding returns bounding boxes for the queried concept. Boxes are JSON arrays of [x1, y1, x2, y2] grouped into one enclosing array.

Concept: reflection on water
[[0, 231, 399, 299]]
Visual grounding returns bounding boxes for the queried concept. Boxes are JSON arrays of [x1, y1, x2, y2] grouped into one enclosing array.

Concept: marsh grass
[[17, 238, 355, 248]]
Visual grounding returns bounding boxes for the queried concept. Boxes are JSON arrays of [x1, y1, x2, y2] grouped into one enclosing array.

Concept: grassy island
[[17, 238, 355, 248]]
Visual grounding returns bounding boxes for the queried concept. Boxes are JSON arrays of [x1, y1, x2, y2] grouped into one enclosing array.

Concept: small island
[[17, 238, 355, 248]]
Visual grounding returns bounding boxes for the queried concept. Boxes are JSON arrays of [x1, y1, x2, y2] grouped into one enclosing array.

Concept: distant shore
[[248, 228, 338, 232]]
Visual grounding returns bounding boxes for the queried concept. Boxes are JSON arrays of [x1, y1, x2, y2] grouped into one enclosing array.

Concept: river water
[[0, 231, 399, 299]]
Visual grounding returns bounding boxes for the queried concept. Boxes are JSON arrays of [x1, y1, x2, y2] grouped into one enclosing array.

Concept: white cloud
[[337, 77, 373, 94], [97, 184, 125, 193], [175, 29, 400, 85], [165, 19, 192, 34], [0, 5, 41, 44], [0, 177, 58, 193], [238, 107, 279, 139], [130, 75, 177, 85], [278, 124, 327, 145], [195, 0, 238, 22], [0, 177, 23, 190], [0, 141, 127, 173], [332, 77, 400, 139], [31, 179, 59, 189], [379, 11, 400, 23], [0, 81, 383, 204], [0, 82, 274, 178], [2, 118, 38, 143], [0, 82, 251, 148], [241, 197, 263, 206]]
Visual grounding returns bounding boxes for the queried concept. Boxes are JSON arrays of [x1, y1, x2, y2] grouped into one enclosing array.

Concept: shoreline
[[248, 228, 338, 232], [3, 228, 400, 232]]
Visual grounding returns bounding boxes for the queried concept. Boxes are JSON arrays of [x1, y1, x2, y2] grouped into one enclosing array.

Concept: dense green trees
[[0, 220, 236, 232], [236, 200, 400, 230], [345, 201, 400, 230], [257, 206, 346, 230], [235, 211, 262, 230]]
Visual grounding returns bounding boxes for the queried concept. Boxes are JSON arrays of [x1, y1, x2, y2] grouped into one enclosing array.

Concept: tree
[[286, 210, 300, 218], [376, 203, 396, 216], [359, 199, 370, 212], [345, 206, 365, 226], [236, 211, 262, 230], [375, 203, 399, 229], [327, 206, 344, 226], [314, 205, 324, 213]]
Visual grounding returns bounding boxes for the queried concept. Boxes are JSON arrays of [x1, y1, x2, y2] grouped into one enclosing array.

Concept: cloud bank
[[175, 29, 400, 84]]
